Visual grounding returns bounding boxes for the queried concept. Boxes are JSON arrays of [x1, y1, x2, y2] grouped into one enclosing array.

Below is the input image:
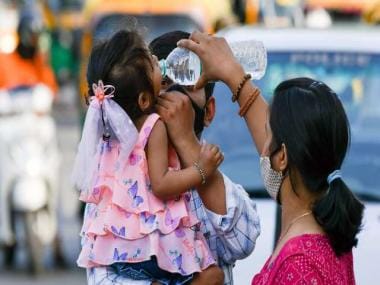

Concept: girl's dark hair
[[87, 30, 154, 120], [270, 77, 364, 256]]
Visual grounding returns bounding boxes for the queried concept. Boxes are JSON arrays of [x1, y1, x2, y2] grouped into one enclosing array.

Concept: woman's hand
[[177, 31, 245, 90]]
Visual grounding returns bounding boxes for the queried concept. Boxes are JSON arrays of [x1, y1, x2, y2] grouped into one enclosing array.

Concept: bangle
[[193, 162, 207, 185], [232, 74, 252, 102], [239, 88, 260, 117]]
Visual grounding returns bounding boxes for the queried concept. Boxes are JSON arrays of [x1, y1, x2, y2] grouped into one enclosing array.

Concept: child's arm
[[147, 119, 222, 200]]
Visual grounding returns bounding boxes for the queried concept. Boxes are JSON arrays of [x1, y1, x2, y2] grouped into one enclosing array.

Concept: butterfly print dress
[[77, 114, 215, 275]]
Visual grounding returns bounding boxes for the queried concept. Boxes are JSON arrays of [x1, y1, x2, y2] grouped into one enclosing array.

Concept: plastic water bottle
[[159, 40, 267, 86]]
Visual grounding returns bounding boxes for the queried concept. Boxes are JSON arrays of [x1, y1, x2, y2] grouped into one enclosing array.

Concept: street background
[[0, 84, 85, 284], [0, 0, 379, 284]]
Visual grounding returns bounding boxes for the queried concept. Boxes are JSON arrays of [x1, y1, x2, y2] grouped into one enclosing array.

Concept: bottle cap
[[159, 59, 166, 77]]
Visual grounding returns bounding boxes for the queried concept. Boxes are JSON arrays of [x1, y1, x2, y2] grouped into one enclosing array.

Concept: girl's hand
[[177, 31, 245, 90], [157, 91, 196, 149], [198, 143, 224, 178]]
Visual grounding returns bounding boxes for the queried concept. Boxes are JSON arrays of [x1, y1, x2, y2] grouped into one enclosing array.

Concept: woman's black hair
[[87, 30, 154, 121], [270, 77, 364, 256]]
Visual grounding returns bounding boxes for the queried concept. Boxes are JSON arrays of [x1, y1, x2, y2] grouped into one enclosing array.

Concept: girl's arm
[[147, 119, 222, 200]]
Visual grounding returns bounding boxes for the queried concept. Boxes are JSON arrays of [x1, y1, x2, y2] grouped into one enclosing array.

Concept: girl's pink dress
[[252, 234, 355, 285], [77, 114, 215, 275]]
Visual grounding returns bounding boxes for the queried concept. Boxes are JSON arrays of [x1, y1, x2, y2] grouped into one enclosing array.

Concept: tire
[[24, 212, 44, 276]]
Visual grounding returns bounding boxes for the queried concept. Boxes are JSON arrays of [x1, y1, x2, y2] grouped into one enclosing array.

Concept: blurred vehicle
[[204, 26, 380, 284], [0, 84, 60, 275]]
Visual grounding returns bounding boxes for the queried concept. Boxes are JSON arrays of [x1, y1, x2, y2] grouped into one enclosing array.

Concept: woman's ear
[[204, 96, 216, 127], [138, 92, 153, 112], [278, 143, 288, 173]]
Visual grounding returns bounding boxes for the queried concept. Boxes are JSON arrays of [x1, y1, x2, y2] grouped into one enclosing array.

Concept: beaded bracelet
[[193, 162, 207, 185], [232, 74, 252, 102], [239, 88, 260, 117]]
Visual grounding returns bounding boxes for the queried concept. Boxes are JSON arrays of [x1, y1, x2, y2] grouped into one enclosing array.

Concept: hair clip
[[91, 80, 115, 103], [309, 81, 324, 89]]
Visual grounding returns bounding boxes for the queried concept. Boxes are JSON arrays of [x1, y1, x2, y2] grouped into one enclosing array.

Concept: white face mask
[[260, 156, 284, 201]]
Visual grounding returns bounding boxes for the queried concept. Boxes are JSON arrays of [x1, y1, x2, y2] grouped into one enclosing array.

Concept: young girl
[[72, 30, 224, 285]]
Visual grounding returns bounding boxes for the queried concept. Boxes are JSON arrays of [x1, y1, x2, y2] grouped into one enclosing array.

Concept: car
[[203, 26, 380, 284]]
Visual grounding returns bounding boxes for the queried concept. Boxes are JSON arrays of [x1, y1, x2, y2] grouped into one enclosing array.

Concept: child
[[72, 30, 224, 285]]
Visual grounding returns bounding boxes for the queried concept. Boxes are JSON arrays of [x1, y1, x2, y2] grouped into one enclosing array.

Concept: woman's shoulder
[[275, 234, 353, 281], [278, 234, 336, 263]]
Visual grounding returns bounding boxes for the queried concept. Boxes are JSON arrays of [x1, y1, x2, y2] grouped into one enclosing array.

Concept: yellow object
[[352, 78, 364, 105], [363, 0, 380, 24], [245, 0, 260, 24]]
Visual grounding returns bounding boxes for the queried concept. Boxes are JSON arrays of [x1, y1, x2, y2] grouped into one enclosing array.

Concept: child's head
[[86, 30, 162, 121]]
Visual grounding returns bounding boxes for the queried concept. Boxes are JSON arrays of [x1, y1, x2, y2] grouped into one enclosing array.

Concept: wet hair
[[87, 30, 155, 121], [149, 30, 215, 100], [270, 77, 364, 256]]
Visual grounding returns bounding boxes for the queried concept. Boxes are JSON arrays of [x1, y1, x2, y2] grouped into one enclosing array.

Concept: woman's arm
[[178, 32, 268, 155], [224, 68, 268, 155], [147, 119, 222, 200]]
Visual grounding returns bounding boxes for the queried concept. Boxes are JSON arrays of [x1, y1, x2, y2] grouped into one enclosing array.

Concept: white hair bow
[[72, 80, 138, 194]]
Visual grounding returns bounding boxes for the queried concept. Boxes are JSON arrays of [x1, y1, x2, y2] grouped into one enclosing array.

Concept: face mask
[[189, 99, 205, 137], [260, 156, 284, 201], [166, 84, 205, 137]]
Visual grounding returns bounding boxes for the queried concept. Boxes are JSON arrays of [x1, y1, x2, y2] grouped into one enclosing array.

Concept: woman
[[179, 32, 364, 284]]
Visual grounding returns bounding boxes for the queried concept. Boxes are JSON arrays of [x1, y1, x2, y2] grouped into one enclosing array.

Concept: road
[[0, 84, 87, 284]]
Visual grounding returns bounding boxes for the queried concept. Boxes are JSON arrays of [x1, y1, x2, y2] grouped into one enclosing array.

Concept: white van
[[204, 26, 380, 285]]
